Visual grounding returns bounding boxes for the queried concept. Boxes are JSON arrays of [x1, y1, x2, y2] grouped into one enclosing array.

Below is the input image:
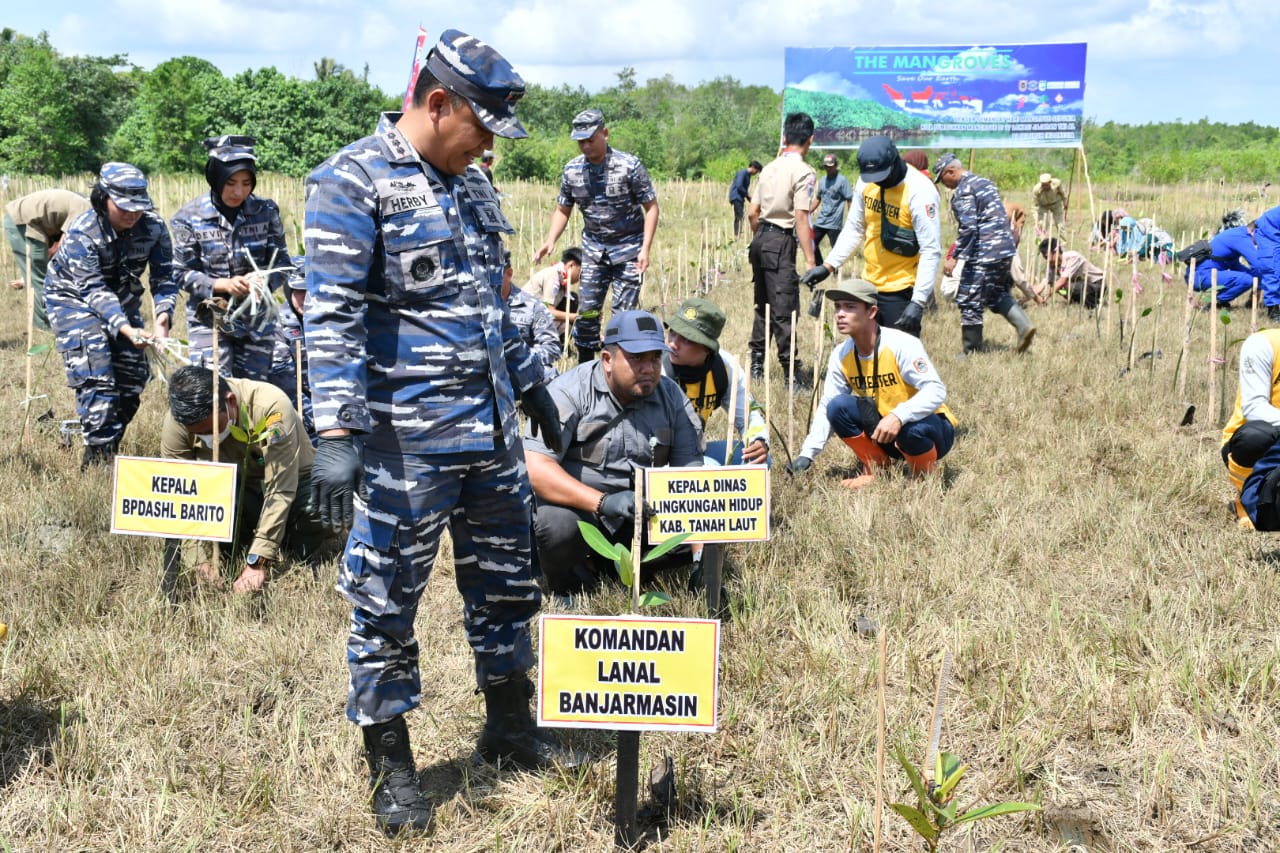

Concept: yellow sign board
[[537, 614, 720, 732], [644, 465, 770, 544], [110, 456, 237, 541]]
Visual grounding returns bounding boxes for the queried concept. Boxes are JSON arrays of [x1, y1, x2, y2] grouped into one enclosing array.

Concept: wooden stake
[[22, 248, 34, 445], [724, 359, 738, 465], [788, 310, 797, 457], [1251, 277, 1259, 334], [1128, 253, 1139, 370], [211, 323, 221, 572], [631, 476, 644, 613], [873, 627, 887, 853], [1177, 259, 1196, 400], [294, 338, 305, 420], [764, 303, 772, 444], [1208, 269, 1218, 420]]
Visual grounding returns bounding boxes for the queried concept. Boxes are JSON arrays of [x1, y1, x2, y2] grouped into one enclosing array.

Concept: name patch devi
[[111, 457, 237, 541], [645, 465, 771, 544], [537, 615, 720, 732]]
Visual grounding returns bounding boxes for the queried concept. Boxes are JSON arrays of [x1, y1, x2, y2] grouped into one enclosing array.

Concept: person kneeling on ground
[[786, 279, 956, 488], [663, 296, 770, 466], [1040, 238, 1102, 308], [525, 310, 705, 594], [160, 365, 330, 592], [1221, 327, 1280, 529]]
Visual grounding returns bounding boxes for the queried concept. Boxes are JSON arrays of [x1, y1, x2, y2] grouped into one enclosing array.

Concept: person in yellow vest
[[785, 279, 955, 487], [800, 135, 942, 338], [662, 296, 769, 466], [1221, 328, 1280, 529]]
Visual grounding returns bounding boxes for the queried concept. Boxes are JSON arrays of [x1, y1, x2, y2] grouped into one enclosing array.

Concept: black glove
[[521, 384, 564, 454], [598, 490, 639, 521], [310, 435, 363, 533], [898, 301, 924, 337], [784, 456, 812, 475], [800, 265, 831, 290]]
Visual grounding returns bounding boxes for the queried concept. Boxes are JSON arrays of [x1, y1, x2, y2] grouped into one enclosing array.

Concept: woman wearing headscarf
[[171, 135, 291, 383]]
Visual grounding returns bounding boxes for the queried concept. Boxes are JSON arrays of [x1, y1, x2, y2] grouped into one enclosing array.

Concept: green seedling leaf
[[1114, 288, 1123, 303], [254, 415, 270, 433], [935, 753, 967, 801], [1219, 310, 1231, 325], [639, 591, 672, 607], [888, 803, 937, 841], [643, 529, 692, 563], [952, 801, 1042, 825], [895, 745, 931, 808], [228, 424, 249, 442], [27, 343, 51, 356], [1141, 307, 1153, 317], [577, 521, 620, 562]]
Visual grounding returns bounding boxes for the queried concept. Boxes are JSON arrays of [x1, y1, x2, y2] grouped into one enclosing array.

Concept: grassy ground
[[0, 172, 1277, 851]]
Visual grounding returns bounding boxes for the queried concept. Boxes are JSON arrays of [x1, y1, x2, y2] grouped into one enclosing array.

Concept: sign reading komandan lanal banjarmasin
[[537, 615, 720, 732]]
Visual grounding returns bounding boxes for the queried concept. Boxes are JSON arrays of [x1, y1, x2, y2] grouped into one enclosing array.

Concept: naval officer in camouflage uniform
[[524, 311, 704, 594], [933, 153, 1035, 354], [45, 163, 176, 470], [172, 135, 291, 383], [534, 108, 659, 363], [303, 29, 575, 837]]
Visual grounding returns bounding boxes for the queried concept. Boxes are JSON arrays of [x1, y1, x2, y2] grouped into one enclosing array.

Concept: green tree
[[0, 32, 84, 174], [109, 56, 232, 173]]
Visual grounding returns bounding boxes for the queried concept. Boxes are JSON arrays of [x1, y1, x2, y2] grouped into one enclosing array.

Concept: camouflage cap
[[570, 108, 605, 141], [204, 134, 258, 164], [666, 298, 724, 354], [932, 152, 962, 183], [98, 162, 153, 212], [424, 29, 527, 139]]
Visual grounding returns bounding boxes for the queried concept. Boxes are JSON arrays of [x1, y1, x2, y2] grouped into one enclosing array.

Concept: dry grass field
[[0, 169, 1277, 852]]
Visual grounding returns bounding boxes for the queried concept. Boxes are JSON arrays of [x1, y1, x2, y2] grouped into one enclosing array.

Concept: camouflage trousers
[[956, 257, 1015, 327], [575, 253, 642, 354], [341, 441, 541, 726], [188, 326, 274, 383], [52, 314, 149, 446]]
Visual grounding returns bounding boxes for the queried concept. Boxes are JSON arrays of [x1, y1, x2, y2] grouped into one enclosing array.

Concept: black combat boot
[[961, 325, 985, 355], [361, 716, 433, 837], [475, 672, 585, 770]]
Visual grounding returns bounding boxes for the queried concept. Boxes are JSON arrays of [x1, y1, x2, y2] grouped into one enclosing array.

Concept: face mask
[[196, 422, 232, 448]]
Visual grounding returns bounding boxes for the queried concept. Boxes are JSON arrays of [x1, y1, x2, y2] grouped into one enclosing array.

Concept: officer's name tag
[[110, 457, 237, 541]]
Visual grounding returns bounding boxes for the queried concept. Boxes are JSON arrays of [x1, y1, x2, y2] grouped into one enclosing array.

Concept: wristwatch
[[246, 553, 265, 567]]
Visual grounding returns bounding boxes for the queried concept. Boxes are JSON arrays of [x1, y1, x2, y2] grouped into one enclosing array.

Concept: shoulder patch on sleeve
[[925, 203, 937, 220], [913, 357, 930, 374]]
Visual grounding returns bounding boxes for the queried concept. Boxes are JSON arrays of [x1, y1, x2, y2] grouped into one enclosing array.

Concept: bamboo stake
[[764, 303, 772, 442], [788, 310, 797, 458], [1178, 258, 1196, 400], [22, 248, 34, 445], [211, 323, 221, 573], [873, 627, 887, 853], [1128, 253, 1139, 370], [1251, 277, 1260, 334], [294, 338, 305, 420], [724, 360, 738, 465], [631, 476, 644, 613], [1208, 269, 1218, 419]]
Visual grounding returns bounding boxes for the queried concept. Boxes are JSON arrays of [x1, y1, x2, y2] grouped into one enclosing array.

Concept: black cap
[[856, 136, 900, 184]]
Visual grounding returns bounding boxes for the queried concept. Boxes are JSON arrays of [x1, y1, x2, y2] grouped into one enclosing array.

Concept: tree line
[[2, 28, 1277, 186]]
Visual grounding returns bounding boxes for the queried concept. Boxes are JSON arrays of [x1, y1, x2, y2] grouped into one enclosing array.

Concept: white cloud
[[790, 72, 869, 101]]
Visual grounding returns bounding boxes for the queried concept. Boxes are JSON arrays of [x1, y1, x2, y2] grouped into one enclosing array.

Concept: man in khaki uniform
[[3, 188, 91, 330], [1032, 172, 1067, 234], [523, 246, 582, 330], [160, 364, 326, 593], [748, 111, 816, 384]]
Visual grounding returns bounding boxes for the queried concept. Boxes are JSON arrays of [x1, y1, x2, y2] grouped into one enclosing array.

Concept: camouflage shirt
[[556, 146, 656, 263], [948, 172, 1016, 263], [171, 193, 290, 337], [44, 208, 177, 334], [303, 112, 542, 454], [508, 287, 562, 382]]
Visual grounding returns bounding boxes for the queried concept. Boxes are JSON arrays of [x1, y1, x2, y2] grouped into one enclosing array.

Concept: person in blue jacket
[[1188, 221, 1266, 307]]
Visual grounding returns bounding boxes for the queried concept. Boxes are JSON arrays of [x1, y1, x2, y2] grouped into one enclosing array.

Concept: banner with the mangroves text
[[784, 43, 1087, 149], [111, 457, 237, 541], [538, 614, 720, 732]]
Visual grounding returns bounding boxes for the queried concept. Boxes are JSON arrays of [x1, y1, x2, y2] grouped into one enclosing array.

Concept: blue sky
[[8, 0, 1278, 126]]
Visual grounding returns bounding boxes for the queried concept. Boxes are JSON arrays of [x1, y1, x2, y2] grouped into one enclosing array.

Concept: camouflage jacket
[[171, 193, 289, 337], [556, 146, 656, 262], [949, 172, 1016, 263], [44, 208, 177, 334], [303, 112, 542, 454], [508, 287, 562, 382]]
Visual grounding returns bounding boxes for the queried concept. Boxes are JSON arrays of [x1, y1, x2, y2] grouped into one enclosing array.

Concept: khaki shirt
[[1032, 179, 1066, 211], [755, 151, 815, 229], [522, 263, 566, 305], [160, 377, 313, 560], [5, 189, 91, 244]]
